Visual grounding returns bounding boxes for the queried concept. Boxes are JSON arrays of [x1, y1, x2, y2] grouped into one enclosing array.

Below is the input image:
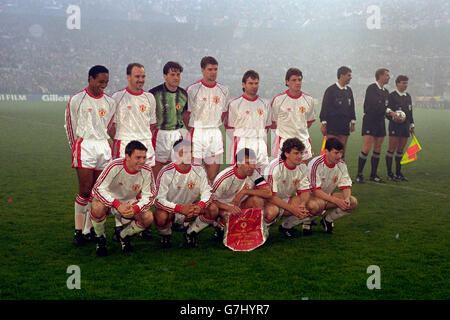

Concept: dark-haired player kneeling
[[154, 139, 218, 248], [263, 138, 312, 238], [305, 138, 358, 234], [90, 141, 156, 256]]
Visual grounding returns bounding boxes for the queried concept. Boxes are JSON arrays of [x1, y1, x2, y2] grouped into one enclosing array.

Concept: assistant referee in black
[[356, 68, 398, 183]]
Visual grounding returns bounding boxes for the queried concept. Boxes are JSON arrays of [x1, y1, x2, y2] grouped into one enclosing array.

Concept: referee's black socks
[[386, 151, 394, 176], [357, 151, 368, 175], [370, 152, 381, 177]]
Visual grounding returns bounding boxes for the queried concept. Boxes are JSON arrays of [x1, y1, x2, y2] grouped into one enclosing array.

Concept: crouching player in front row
[[154, 139, 218, 248], [263, 138, 313, 238], [90, 141, 156, 256], [305, 137, 358, 234], [212, 148, 272, 240]]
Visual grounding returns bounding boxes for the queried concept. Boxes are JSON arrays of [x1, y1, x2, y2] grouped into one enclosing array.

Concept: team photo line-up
[[64, 56, 414, 256]]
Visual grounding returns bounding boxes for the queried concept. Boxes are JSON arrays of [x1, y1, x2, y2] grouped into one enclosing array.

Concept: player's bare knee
[[206, 204, 219, 219], [91, 199, 106, 218], [141, 211, 153, 227], [350, 196, 358, 210], [248, 196, 264, 208], [307, 200, 321, 215]]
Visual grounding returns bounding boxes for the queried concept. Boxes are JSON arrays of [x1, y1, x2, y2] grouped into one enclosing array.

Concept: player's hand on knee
[[228, 205, 242, 216], [334, 198, 350, 211], [118, 203, 134, 218]]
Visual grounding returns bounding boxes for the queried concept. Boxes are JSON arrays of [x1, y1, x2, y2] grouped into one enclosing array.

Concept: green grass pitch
[[0, 102, 448, 300]]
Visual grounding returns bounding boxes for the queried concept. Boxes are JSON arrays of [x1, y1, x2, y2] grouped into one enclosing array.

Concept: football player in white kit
[[90, 141, 156, 256], [271, 67, 316, 163], [108, 63, 157, 242], [212, 148, 272, 241], [154, 139, 218, 248], [263, 138, 312, 238], [64, 65, 116, 247], [226, 70, 272, 172], [185, 56, 229, 183], [306, 137, 358, 235]]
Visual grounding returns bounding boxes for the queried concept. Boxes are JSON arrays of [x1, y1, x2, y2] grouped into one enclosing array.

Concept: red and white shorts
[[72, 138, 111, 171], [112, 138, 155, 167], [189, 127, 224, 164], [152, 129, 183, 164], [272, 136, 314, 163], [231, 136, 269, 169]]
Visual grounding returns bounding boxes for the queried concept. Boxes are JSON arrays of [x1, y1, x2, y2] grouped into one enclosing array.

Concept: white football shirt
[[111, 87, 157, 140], [307, 154, 352, 195], [212, 166, 269, 205], [65, 88, 116, 148], [186, 80, 229, 128], [92, 158, 156, 213], [271, 90, 315, 141], [155, 163, 213, 213], [264, 158, 311, 200], [226, 95, 272, 138]]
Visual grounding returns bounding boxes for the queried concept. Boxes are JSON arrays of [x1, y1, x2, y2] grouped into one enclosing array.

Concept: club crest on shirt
[[187, 181, 195, 190], [132, 184, 141, 192], [176, 104, 182, 111], [257, 108, 264, 116], [299, 106, 306, 113], [293, 179, 299, 186], [139, 104, 146, 112], [245, 110, 250, 115], [287, 107, 292, 112], [88, 107, 92, 113], [282, 180, 286, 184], [202, 97, 207, 102], [98, 108, 106, 117], [213, 96, 220, 104], [127, 105, 132, 110], [177, 186, 182, 190], [333, 176, 338, 184], [240, 222, 247, 229]]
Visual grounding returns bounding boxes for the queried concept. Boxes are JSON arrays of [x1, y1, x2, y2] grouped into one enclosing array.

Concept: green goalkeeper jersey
[[149, 83, 188, 130]]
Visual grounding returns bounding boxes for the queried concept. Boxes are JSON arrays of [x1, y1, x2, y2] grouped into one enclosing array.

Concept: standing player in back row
[[226, 70, 272, 171], [271, 68, 316, 163], [108, 63, 157, 241], [149, 61, 188, 179], [64, 65, 116, 247], [185, 56, 229, 183]]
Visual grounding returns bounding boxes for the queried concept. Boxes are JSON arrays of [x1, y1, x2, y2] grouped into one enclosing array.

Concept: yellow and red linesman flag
[[320, 136, 327, 155], [401, 134, 422, 164]]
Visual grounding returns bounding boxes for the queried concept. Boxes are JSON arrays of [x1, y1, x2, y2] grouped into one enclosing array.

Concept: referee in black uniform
[[385, 75, 414, 181], [356, 68, 399, 183], [319, 66, 356, 160]]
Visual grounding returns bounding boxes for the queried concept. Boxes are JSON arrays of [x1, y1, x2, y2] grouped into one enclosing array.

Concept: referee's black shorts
[[361, 114, 386, 137], [326, 119, 351, 136], [388, 120, 410, 137]]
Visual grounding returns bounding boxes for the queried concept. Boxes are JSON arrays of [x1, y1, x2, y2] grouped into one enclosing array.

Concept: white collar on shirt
[[375, 82, 385, 90], [396, 89, 407, 96], [336, 82, 347, 90]]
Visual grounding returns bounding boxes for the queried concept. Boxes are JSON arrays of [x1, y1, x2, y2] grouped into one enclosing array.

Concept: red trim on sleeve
[[112, 199, 121, 209], [175, 204, 183, 213], [133, 205, 141, 214], [339, 186, 351, 190], [296, 189, 311, 195], [197, 201, 206, 209]]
